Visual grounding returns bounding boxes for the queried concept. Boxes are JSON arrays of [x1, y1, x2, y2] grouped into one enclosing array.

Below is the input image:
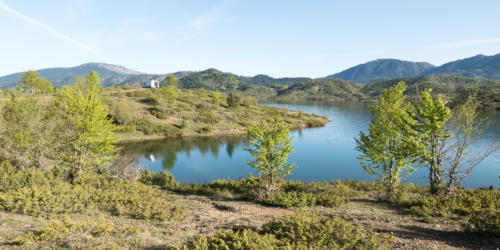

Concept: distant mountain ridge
[[422, 54, 500, 79], [328, 53, 500, 83], [0, 63, 307, 89], [0, 53, 499, 89], [0, 63, 151, 88], [327, 59, 435, 83]]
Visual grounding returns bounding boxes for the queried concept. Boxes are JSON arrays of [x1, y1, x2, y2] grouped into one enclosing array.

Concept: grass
[[102, 87, 329, 142]]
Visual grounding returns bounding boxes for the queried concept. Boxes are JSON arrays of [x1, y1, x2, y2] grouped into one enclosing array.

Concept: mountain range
[[1, 53, 499, 89], [327, 53, 500, 83]]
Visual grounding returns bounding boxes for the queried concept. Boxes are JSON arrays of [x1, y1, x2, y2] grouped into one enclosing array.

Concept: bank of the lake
[[100, 87, 329, 143]]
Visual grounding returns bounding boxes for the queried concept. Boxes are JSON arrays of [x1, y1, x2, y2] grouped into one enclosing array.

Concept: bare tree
[[444, 96, 500, 194]]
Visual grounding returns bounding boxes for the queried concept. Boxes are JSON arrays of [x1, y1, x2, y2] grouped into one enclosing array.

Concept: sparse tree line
[[355, 82, 499, 199], [0, 70, 117, 180]]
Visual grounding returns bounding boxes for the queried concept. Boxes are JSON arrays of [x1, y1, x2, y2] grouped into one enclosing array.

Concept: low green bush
[[194, 110, 219, 124], [184, 211, 393, 249], [306, 118, 326, 127], [184, 229, 282, 249], [126, 90, 153, 98], [113, 124, 136, 133], [13, 216, 140, 245], [394, 188, 500, 234], [134, 118, 183, 137], [263, 191, 316, 208], [466, 207, 500, 235], [139, 171, 352, 208], [139, 169, 179, 189], [398, 189, 500, 219], [198, 126, 212, 134], [109, 101, 134, 125], [0, 165, 184, 221]]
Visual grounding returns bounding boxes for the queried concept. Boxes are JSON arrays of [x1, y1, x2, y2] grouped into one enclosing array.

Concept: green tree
[[355, 82, 418, 198], [17, 70, 54, 94], [413, 89, 452, 195], [54, 73, 117, 178], [226, 92, 238, 108], [210, 91, 220, 105], [162, 85, 177, 104], [0, 94, 58, 169], [86, 70, 102, 94], [73, 75, 87, 91], [163, 74, 178, 88], [246, 117, 296, 199]]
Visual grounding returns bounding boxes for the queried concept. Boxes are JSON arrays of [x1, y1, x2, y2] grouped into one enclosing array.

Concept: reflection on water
[[116, 136, 251, 183], [117, 102, 500, 188]]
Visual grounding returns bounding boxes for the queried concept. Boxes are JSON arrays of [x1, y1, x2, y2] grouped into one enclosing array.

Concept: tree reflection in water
[[115, 136, 248, 171]]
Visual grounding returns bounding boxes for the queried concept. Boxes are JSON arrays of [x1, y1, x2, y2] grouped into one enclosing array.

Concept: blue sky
[[1, 0, 499, 77]]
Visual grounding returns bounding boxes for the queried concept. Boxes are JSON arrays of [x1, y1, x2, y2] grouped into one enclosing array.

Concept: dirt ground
[[0, 194, 498, 249]]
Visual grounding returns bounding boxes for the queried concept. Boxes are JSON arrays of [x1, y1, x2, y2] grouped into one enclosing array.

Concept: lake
[[117, 102, 500, 188]]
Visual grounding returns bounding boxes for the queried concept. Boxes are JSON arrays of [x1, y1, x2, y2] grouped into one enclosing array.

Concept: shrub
[[180, 120, 187, 129], [139, 170, 352, 209], [0, 167, 184, 221], [263, 191, 316, 208], [394, 188, 500, 234], [306, 118, 325, 127], [110, 101, 133, 125], [184, 211, 393, 249], [185, 229, 282, 249], [134, 118, 183, 137], [198, 126, 212, 134], [113, 124, 136, 133], [466, 207, 500, 235], [151, 106, 170, 119], [13, 216, 140, 245], [139, 170, 179, 189], [194, 110, 219, 124], [126, 90, 153, 98]]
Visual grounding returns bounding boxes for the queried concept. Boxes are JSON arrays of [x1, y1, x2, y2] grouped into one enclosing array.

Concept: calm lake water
[[118, 102, 500, 188]]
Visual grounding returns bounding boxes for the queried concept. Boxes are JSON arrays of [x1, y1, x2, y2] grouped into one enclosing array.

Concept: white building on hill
[[143, 79, 160, 88]]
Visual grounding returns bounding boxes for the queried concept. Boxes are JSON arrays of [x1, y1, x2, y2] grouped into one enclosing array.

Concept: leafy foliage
[[247, 117, 295, 199], [412, 88, 452, 194], [210, 91, 220, 104], [17, 70, 54, 94], [0, 95, 58, 169], [163, 74, 179, 88], [161, 85, 178, 104], [355, 82, 418, 197], [54, 85, 117, 177]]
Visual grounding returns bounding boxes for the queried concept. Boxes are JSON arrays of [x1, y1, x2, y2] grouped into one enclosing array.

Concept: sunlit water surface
[[117, 102, 500, 188]]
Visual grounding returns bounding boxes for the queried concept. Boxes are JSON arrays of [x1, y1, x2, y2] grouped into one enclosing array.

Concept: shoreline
[[116, 118, 330, 143]]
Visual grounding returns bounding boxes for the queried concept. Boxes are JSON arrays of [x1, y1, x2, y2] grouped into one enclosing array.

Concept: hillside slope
[[272, 78, 363, 102], [236, 74, 310, 87], [0, 63, 153, 88], [422, 53, 500, 80], [327, 59, 435, 83]]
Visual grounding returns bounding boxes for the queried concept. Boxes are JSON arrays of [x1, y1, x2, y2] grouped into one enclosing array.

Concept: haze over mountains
[[0, 53, 499, 89]]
